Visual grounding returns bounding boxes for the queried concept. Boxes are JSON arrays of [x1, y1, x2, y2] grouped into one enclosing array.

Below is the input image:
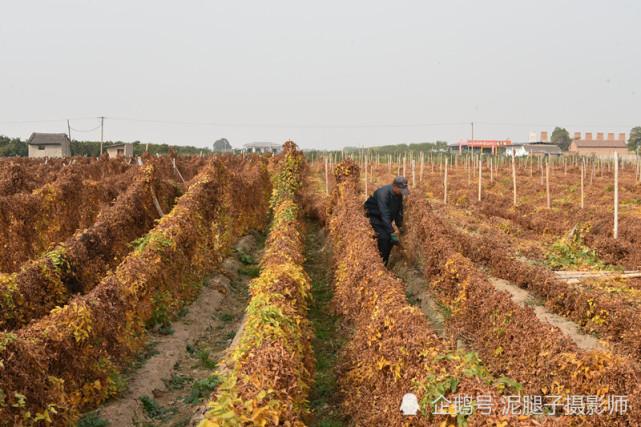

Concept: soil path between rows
[[305, 220, 347, 427], [88, 234, 262, 427], [488, 277, 605, 352]]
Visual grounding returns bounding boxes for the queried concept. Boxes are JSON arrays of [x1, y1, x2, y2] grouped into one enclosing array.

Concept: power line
[[106, 117, 470, 129], [99, 116, 105, 155], [1, 116, 637, 130], [0, 117, 97, 124], [69, 124, 102, 132]]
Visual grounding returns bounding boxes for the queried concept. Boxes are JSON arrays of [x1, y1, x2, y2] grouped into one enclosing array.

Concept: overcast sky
[[1, 0, 640, 150]]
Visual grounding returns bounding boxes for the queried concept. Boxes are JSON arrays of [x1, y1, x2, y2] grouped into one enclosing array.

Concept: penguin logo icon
[[400, 393, 419, 416]]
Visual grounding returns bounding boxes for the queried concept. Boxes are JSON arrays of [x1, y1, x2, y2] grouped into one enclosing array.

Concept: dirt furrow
[[82, 234, 262, 427]]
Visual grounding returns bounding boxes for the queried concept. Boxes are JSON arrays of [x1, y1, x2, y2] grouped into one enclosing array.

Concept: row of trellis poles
[[310, 149, 641, 240]]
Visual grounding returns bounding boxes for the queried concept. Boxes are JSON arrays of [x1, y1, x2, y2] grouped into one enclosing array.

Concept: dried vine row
[[0, 157, 132, 197], [200, 142, 314, 426], [0, 156, 271, 425], [418, 168, 641, 269], [404, 197, 641, 426], [0, 164, 137, 272], [326, 160, 535, 426], [425, 206, 641, 360], [0, 159, 184, 330]]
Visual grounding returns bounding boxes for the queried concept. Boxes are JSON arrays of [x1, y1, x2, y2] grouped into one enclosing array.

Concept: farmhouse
[[106, 143, 134, 158], [504, 143, 562, 157], [27, 133, 71, 158], [243, 142, 282, 154], [569, 132, 628, 158]]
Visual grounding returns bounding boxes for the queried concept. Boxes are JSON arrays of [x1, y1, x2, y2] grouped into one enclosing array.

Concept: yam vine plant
[[0, 163, 136, 272], [200, 141, 315, 426], [420, 207, 641, 361], [403, 197, 641, 426], [0, 159, 184, 330], [0, 157, 131, 197], [325, 160, 531, 426], [0, 156, 271, 425]]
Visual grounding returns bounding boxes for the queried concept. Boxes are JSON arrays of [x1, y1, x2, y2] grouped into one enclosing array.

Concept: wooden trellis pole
[[511, 151, 517, 206], [580, 159, 585, 209], [614, 152, 619, 239], [444, 157, 449, 205], [539, 156, 544, 185], [412, 159, 416, 188], [490, 157, 494, 183], [478, 156, 483, 201], [546, 158, 551, 209], [324, 157, 329, 194], [364, 154, 368, 196]]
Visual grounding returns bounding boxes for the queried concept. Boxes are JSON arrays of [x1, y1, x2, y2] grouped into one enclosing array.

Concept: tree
[[213, 138, 232, 152], [628, 126, 641, 153], [0, 136, 27, 156], [551, 127, 572, 151]]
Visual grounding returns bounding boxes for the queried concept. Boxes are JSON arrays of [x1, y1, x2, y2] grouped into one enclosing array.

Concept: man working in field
[[364, 176, 409, 265]]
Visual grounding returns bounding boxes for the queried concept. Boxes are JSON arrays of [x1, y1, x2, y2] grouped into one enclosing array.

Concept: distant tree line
[[0, 136, 212, 157], [628, 127, 641, 153], [0, 136, 27, 157], [343, 141, 449, 155], [304, 141, 450, 159]]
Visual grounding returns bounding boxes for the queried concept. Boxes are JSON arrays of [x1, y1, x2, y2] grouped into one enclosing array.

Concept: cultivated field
[[1, 148, 640, 426]]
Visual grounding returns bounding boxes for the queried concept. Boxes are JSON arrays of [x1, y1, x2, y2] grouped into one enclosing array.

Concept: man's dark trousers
[[370, 217, 393, 265]]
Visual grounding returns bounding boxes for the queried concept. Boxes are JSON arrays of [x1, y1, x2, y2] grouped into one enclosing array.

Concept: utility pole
[[67, 119, 71, 142], [99, 116, 105, 155], [471, 121, 475, 141]]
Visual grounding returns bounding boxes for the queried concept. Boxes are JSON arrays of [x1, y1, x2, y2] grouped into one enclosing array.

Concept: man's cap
[[393, 176, 410, 196]]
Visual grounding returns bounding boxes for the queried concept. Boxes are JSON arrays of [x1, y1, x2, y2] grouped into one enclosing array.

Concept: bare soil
[[87, 234, 262, 427], [488, 276, 606, 352], [390, 255, 447, 339]]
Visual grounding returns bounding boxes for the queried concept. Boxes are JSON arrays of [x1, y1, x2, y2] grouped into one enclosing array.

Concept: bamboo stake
[[172, 158, 186, 184], [539, 156, 544, 185], [364, 154, 368, 196], [478, 156, 482, 201], [490, 157, 494, 183], [546, 158, 551, 209], [580, 159, 585, 209], [324, 157, 329, 194], [412, 159, 416, 188], [614, 152, 619, 239], [511, 151, 517, 206], [444, 157, 449, 205]]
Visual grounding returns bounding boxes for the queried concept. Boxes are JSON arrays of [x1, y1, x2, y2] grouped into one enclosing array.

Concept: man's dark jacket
[[364, 184, 404, 235]]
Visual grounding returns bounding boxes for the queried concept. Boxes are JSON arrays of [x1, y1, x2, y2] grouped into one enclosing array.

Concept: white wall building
[[106, 143, 134, 158], [243, 142, 282, 154], [27, 133, 71, 158]]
